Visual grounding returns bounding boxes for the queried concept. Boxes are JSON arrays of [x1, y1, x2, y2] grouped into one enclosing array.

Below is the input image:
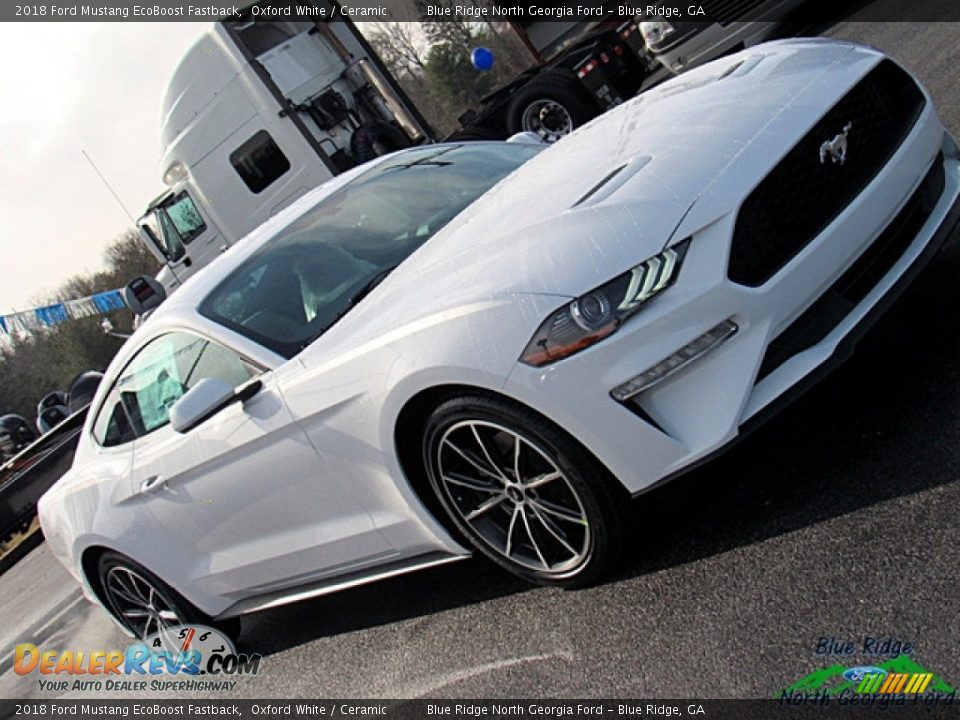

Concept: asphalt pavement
[[1, 13, 959, 702]]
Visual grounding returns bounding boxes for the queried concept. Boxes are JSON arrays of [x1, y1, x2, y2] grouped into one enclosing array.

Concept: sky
[[0, 22, 209, 315]]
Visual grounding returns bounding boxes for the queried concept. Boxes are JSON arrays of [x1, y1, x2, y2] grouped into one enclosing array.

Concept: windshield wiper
[[382, 147, 457, 171], [346, 264, 398, 308], [302, 265, 399, 349], [383, 159, 453, 171]]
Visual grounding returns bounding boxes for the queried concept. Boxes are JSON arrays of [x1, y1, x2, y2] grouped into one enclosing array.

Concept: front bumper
[[503, 123, 960, 496]]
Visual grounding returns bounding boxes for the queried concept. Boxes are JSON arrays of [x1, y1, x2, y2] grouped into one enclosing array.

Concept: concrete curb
[[0, 590, 83, 677]]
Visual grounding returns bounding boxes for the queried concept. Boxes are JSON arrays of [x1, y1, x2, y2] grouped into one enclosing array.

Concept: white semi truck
[[138, 2, 654, 293], [137, 0, 433, 292]]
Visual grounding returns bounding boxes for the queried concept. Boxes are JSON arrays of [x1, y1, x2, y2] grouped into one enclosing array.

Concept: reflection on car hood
[[396, 39, 874, 299]]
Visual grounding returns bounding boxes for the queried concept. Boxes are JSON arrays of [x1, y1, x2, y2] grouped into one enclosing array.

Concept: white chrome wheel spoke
[[530, 503, 578, 557], [123, 573, 148, 603], [512, 434, 522, 482], [504, 505, 520, 557], [520, 507, 548, 569], [471, 425, 509, 482], [443, 439, 504, 483], [112, 574, 143, 603], [530, 498, 587, 525], [443, 473, 501, 494], [464, 493, 507, 522], [524, 471, 562, 489], [110, 583, 145, 607]]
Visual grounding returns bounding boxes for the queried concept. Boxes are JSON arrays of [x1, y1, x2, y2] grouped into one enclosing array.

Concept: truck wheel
[[351, 122, 411, 164], [506, 69, 599, 143]]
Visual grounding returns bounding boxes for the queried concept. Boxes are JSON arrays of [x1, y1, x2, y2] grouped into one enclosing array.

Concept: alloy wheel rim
[[522, 100, 574, 143], [105, 566, 182, 639], [436, 420, 591, 576]]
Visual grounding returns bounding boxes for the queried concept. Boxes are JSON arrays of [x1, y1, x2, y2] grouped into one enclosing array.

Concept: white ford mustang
[[40, 39, 960, 639]]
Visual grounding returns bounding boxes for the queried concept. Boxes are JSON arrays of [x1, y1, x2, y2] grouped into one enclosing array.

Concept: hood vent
[[717, 54, 764, 80], [572, 156, 651, 208]]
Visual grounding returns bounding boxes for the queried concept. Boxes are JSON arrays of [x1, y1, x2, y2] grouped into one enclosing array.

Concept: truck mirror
[[124, 275, 166, 317]]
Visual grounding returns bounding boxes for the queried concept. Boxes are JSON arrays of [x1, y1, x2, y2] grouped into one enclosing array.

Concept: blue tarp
[[34, 304, 70, 326], [91, 290, 126, 313]]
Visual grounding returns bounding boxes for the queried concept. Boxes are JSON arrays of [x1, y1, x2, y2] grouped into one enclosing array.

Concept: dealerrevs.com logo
[[14, 625, 261, 693]]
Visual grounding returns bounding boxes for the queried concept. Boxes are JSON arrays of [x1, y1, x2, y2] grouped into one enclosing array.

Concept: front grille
[[756, 153, 945, 382], [729, 59, 926, 287], [702, 0, 766, 24]]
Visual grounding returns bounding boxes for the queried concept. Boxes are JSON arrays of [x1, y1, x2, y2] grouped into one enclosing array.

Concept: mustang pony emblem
[[819, 122, 853, 165]]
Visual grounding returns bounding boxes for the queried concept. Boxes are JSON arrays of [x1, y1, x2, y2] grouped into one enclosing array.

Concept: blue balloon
[[471, 47, 494, 71]]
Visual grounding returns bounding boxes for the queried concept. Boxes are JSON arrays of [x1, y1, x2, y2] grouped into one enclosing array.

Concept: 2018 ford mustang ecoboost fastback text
[[39, 40, 960, 639]]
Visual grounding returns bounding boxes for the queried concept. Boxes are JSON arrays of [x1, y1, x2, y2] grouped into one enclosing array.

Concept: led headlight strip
[[521, 239, 690, 367]]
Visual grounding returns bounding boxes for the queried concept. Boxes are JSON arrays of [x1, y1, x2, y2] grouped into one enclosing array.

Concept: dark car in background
[[0, 371, 101, 543]]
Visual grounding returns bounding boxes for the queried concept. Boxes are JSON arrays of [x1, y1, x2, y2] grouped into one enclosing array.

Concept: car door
[[116, 330, 393, 610]]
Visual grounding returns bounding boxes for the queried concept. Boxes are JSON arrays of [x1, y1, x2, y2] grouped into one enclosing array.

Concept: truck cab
[[139, 0, 431, 294], [138, 189, 213, 291]]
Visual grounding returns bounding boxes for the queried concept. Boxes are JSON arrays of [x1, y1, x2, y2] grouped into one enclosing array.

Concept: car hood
[[394, 39, 877, 300]]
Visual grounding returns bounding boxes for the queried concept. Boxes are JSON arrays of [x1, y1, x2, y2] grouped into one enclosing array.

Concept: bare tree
[[0, 231, 160, 420], [367, 22, 427, 77]]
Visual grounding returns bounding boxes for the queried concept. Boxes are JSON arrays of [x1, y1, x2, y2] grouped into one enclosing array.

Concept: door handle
[[140, 475, 167, 494]]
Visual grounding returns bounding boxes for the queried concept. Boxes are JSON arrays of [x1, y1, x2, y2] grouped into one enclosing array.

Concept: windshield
[[163, 191, 206, 245], [199, 143, 541, 358]]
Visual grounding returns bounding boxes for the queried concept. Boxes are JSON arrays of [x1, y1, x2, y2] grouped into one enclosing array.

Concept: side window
[[163, 192, 206, 245], [230, 130, 291, 194], [92, 332, 261, 446], [92, 386, 136, 447], [190, 341, 258, 390]]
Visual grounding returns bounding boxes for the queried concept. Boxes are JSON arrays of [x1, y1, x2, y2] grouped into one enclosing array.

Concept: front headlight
[[520, 239, 690, 367], [640, 20, 675, 48]]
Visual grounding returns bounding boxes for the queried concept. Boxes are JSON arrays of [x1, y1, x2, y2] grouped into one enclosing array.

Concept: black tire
[[97, 551, 238, 641], [506, 69, 600, 142], [941, 234, 960, 258], [422, 395, 622, 588], [350, 121, 411, 163]]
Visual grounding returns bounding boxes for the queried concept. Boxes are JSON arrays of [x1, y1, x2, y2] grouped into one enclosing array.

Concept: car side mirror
[[170, 378, 262, 434]]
